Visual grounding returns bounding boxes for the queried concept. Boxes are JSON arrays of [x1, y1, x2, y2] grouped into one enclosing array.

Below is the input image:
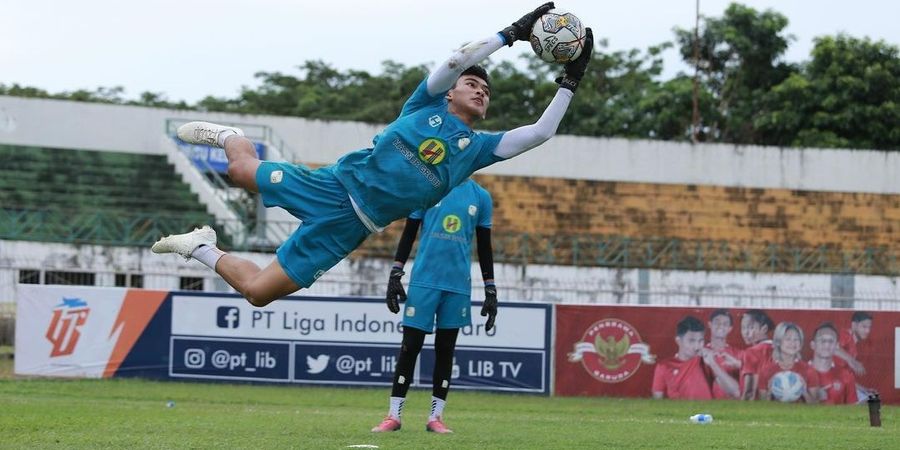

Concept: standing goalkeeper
[[371, 178, 496, 434], [153, 3, 592, 311]]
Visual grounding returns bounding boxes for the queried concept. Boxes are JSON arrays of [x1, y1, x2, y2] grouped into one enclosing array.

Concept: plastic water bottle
[[166, 400, 176, 408], [690, 413, 713, 424]]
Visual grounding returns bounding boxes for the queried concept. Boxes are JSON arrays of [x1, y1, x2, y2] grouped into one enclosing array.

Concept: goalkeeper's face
[[447, 75, 491, 122]]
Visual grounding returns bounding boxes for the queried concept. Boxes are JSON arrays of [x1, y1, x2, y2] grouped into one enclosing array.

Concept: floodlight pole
[[691, 0, 701, 143]]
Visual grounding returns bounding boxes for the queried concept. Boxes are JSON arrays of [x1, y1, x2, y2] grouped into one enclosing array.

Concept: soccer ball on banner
[[769, 370, 806, 402], [529, 9, 587, 63]]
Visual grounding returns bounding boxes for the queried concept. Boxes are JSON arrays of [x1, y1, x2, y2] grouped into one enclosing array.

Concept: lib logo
[[217, 306, 240, 328], [45, 297, 90, 357], [306, 354, 330, 374]]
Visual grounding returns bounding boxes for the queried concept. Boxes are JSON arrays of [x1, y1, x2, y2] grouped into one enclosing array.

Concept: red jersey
[[705, 342, 743, 399], [758, 359, 820, 402], [812, 361, 858, 405], [740, 340, 773, 387], [652, 356, 713, 400], [834, 328, 859, 370], [838, 328, 858, 359]]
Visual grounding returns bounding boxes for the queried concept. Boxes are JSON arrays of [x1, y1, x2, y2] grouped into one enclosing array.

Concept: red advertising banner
[[555, 305, 899, 404]]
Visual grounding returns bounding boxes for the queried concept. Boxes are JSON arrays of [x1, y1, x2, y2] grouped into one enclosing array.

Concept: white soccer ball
[[529, 9, 587, 64], [769, 370, 806, 402]]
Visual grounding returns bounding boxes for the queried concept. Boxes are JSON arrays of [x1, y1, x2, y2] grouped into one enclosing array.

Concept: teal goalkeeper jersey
[[408, 179, 493, 295], [332, 78, 505, 228]]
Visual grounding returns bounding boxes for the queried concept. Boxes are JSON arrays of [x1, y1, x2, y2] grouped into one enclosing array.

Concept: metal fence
[[3, 210, 899, 276]]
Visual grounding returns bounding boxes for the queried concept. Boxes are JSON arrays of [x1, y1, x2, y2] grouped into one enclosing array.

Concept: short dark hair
[[743, 309, 774, 332], [676, 315, 705, 337], [709, 308, 732, 325], [851, 311, 872, 323], [460, 65, 490, 88], [813, 321, 838, 339]]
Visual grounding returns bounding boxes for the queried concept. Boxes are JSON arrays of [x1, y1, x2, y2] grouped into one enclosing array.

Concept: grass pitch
[[0, 358, 894, 449]]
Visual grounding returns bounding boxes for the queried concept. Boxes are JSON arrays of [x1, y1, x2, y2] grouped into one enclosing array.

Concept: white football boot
[[151, 226, 217, 260], [176, 121, 244, 147]]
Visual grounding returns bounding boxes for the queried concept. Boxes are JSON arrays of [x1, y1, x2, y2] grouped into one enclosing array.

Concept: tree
[[674, 2, 796, 144], [756, 35, 900, 150]]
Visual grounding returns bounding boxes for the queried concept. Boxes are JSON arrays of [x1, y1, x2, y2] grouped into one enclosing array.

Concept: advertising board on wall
[[16, 286, 552, 394], [555, 304, 899, 404]]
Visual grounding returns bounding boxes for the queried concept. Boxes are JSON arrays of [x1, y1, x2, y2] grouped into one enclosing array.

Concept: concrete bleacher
[[0, 144, 219, 246], [472, 174, 900, 249]]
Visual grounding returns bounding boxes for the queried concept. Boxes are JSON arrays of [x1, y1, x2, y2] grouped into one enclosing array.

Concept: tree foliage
[[2, 2, 897, 150], [756, 35, 900, 150], [674, 3, 796, 143]]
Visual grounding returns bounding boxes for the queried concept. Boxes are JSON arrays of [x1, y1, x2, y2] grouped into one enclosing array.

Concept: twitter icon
[[306, 354, 330, 374]]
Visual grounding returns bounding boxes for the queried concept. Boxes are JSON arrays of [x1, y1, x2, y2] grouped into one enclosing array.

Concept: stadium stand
[[1, 95, 899, 308], [0, 144, 223, 247]]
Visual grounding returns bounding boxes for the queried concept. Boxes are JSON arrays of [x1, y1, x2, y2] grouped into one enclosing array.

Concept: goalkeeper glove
[[498, 2, 555, 47], [556, 27, 594, 93], [385, 266, 406, 314], [481, 284, 498, 331]]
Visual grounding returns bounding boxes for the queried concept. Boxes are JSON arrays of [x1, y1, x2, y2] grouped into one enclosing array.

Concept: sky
[[3, 0, 898, 103]]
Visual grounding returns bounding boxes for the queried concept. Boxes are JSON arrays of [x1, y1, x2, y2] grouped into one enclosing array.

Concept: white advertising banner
[[896, 327, 900, 389], [170, 294, 547, 349], [15, 285, 168, 378], [16, 285, 126, 377]]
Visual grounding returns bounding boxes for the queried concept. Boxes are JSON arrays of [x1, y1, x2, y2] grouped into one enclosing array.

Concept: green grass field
[[0, 356, 894, 449]]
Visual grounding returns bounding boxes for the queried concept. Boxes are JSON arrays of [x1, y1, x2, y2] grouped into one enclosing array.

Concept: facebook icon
[[216, 306, 240, 328]]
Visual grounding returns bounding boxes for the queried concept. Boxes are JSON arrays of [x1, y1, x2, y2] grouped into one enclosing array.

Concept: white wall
[[2, 240, 898, 310], [3, 95, 900, 194]]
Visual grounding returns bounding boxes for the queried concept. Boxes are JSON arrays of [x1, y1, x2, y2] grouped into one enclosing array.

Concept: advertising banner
[[555, 304, 899, 404], [15, 285, 167, 378], [15, 286, 551, 394], [177, 141, 265, 174]]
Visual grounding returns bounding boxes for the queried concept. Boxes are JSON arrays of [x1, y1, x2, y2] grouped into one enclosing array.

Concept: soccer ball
[[769, 370, 806, 402], [529, 9, 587, 64]]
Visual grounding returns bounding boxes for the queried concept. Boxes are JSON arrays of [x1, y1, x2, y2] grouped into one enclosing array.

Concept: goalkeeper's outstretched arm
[[426, 2, 556, 96], [493, 28, 594, 159]]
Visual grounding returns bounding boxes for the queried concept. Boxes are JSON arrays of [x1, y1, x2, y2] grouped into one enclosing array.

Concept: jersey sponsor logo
[[418, 138, 447, 165], [442, 214, 462, 233], [458, 137, 470, 150], [270, 170, 284, 184], [428, 115, 442, 127], [45, 297, 90, 357], [393, 138, 442, 189], [468, 205, 477, 216], [567, 318, 656, 383]]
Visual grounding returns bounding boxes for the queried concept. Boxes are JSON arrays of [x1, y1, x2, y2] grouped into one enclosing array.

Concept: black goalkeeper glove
[[556, 27, 594, 93], [481, 284, 498, 331], [498, 2, 555, 47], [385, 266, 406, 314]]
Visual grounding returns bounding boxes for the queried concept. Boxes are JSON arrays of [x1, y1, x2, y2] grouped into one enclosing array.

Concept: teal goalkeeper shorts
[[402, 285, 472, 332], [255, 161, 370, 288]]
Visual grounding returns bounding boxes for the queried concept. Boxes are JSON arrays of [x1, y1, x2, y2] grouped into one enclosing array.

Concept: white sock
[[191, 244, 225, 270], [216, 130, 238, 148], [388, 396, 405, 420], [429, 396, 446, 421]]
